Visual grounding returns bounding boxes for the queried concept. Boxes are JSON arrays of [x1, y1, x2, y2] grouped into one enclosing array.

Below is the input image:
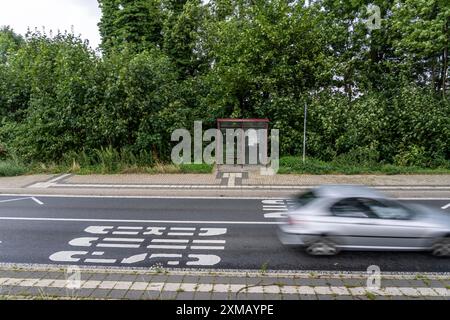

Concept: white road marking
[[27, 174, 72, 189], [69, 237, 98, 247], [264, 212, 286, 219], [167, 232, 194, 236], [170, 227, 196, 231], [144, 227, 166, 235], [147, 245, 187, 250], [84, 259, 116, 264], [193, 240, 226, 244], [103, 238, 144, 243], [0, 197, 44, 205], [263, 208, 288, 211], [187, 254, 221, 266], [0, 216, 280, 225], [49, 251, 88, 263], [1, 193, 449, 201], [23, 181, 450, 190], [442, 203, 450, 210], [151, 239, 189, 244], [199, 228, 228, 236], [31, 197, 44, 205], [97, 243, 141, 248], [149, 254, 182, 266], [191, 246, 225, 250], [112, 231, 140, 235], [118, 226, 143, 230], [122, 254, 148, 264], [85, 226, 112, 234], [262, 200, 286, 205]]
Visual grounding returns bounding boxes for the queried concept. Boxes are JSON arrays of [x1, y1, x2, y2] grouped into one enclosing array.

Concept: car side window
[[330, 198, 372, 218], [359, 198, 411, 220]]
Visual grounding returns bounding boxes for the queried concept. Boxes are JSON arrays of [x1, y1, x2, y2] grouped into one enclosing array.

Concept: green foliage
[[0, 0, 449, 171], [98, 0, 163, 54], [279, 156, 450, 175], [0, 159, 27, 176]]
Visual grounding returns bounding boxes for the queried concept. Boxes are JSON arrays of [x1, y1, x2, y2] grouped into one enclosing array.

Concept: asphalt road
[[0, 195, 449, 272]]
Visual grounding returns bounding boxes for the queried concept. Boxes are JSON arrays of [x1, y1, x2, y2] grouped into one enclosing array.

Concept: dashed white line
[[103, 238, 144, 243], [190, 246, 225, 250], [147, 245, 187, 250], [97, 243, 141, 249], [193, 240, 226, 244], [442, 203, 450, 210], [151, 239, 190, 244]]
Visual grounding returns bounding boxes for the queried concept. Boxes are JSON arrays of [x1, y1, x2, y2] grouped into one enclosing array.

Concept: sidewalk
[[0, 172, 449, 198], [0, 265, 448, 300]]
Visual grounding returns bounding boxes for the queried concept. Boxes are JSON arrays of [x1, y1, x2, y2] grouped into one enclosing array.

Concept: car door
[[359, 198, 430, 249], [327, 198, 382, 248]]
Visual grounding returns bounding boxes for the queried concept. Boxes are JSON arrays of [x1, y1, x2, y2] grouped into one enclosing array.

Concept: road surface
[[0, 195, 449, 272]]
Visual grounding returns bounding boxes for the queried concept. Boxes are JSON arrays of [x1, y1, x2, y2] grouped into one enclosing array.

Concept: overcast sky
[[0, 0, 102, 49]]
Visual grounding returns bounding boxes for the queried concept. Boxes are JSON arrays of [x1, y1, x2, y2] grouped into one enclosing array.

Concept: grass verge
[[278, 156, 450, 175], [0, 160, 28, 177], [29, 162, 214, 175]]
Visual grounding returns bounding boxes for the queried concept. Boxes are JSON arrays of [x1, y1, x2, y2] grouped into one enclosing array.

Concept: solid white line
[[0, 196, 43, 205], [0, 197, 31, 204], [38, 182, 450, 190], [442, 203, 450, 210], [0, 216, 280, 225], [1, 193, 449, 201]]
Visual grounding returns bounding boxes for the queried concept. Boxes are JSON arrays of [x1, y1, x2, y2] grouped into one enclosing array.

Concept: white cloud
[[0, 0, 102, 49]]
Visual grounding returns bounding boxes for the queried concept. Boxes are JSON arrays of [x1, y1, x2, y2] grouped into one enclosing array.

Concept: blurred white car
[[278, 185, 450, 256]]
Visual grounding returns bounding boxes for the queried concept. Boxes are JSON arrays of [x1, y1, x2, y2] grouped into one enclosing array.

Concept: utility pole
[[303, 101, 307, 164]]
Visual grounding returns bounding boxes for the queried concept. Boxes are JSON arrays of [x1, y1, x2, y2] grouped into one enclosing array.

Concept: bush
[[0, 160, 27, 176]]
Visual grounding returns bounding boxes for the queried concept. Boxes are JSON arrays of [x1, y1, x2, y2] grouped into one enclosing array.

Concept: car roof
[[313, 185, 387, 199]]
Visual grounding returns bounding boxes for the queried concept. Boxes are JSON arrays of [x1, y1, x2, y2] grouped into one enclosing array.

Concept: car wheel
[[431, 238, 450, 257], [305, 239, 338, 256]]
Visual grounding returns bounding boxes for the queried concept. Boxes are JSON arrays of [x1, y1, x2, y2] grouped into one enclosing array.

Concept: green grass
[[0, 160, 28, 177], [1, 152, 448, 177], [179, 163, 214, 173], [365, 291, 377, 300], [29, 162, 213, 175], [278, 156, 450, 175]]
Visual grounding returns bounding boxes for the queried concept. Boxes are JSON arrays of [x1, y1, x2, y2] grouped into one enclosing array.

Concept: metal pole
[[303, 102, 307, 163]]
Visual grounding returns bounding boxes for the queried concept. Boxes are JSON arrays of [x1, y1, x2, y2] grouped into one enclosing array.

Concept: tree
[[98, 0, 163, 54], [0, 26, 24, 63], [162, 0, 207, 78], [391, 0, 449, 97]]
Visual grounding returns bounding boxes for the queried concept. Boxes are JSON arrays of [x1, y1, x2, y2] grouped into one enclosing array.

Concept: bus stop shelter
[[217, 118, 269, 166]]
